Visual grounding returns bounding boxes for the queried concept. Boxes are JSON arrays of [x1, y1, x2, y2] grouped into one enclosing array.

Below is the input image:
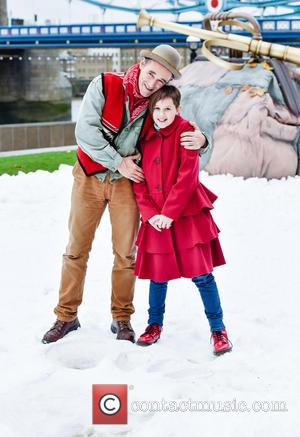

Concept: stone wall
[[0, 0, 8, 26], [0, 50, 72, 124], [0, 121, 76, 152]]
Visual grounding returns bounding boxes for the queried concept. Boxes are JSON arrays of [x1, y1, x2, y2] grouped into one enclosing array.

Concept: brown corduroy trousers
[[54, 162, 140, 322]]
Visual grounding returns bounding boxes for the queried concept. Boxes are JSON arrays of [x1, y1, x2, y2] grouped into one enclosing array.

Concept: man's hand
[[148, 215, 161, 232], [117, 154, 144, 182], [180, 121, 207, 150]]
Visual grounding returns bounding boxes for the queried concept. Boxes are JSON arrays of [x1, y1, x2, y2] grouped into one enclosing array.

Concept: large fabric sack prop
[[175, 61, 300, 179]]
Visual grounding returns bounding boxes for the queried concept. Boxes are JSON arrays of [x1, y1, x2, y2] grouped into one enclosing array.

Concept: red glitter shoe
[[137, 323, 162, 346], [211, 329, 233, 356]]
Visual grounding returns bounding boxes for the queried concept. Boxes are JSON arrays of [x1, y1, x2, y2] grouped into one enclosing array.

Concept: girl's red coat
[[133, 115, 225, 281]]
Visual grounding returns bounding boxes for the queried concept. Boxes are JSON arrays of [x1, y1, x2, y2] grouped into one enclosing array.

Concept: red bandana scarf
[[123, 63, 149, 122]]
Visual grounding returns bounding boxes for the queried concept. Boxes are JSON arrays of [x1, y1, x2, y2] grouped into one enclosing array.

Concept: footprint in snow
[[46, 342, 104, 370], [114, 351, 151, 371], [146, 358, 175, 373]]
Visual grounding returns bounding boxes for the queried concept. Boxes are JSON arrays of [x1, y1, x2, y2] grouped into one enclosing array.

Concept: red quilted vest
[[77, 72, 151, 176]]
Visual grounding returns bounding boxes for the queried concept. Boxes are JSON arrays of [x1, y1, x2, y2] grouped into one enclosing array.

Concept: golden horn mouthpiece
[[137, 9, 154, 28]]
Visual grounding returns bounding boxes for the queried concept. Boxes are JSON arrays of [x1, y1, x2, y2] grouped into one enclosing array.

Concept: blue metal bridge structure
[[1, 0, 300, 49], [0, 18, 300, 49]]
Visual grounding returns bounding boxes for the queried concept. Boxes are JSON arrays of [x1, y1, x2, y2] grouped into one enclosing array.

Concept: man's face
[[152, 97, 178, 129], [138, 58, 173, 98]]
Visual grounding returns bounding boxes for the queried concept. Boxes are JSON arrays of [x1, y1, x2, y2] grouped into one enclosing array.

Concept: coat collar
[[144, 114, 182, 141]]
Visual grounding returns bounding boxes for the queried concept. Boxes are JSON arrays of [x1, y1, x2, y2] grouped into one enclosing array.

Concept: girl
[[133, 85, 232, 355]]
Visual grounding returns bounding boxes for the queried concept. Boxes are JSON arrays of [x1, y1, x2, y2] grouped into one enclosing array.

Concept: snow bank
[[0, 165, 299, 436]]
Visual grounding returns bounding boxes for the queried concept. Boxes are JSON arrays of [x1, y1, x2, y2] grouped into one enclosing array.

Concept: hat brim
[[140, 49, 182, 79]]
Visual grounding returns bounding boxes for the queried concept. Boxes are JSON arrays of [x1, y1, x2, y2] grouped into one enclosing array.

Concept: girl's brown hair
[[148, 85, 181, 114]]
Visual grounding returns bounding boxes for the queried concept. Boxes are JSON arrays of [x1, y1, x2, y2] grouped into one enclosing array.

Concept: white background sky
[[7, 0, 136, 24], [6, 0, 204, 25]]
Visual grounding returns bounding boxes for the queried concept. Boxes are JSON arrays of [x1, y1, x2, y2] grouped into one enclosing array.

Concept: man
[[42, 45, 209, 344]]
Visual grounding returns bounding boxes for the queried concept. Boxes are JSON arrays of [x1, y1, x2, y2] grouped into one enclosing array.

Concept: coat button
[[154, 157, 160, 164], [157, 184, 161, 191]]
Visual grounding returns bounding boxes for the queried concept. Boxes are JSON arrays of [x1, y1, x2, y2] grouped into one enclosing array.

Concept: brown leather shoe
[[111, 320, 135, 343], [42, 318, 80, 344]]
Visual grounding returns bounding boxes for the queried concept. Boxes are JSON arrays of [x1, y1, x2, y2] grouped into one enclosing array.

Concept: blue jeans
[[147, 273, 225, 332]]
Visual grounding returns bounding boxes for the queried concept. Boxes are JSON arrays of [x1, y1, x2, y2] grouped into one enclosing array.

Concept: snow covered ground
[[0, 165, 299, 437]]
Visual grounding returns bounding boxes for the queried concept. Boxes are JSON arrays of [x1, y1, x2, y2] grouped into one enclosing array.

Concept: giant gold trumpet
[[137, 9, 300, 70]]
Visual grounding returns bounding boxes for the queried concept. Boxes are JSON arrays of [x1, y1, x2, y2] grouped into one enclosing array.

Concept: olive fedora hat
[[140, 44, 182, 79]]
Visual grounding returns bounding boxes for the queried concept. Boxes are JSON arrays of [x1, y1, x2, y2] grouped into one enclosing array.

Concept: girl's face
[[152, 97, 179, 129]]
